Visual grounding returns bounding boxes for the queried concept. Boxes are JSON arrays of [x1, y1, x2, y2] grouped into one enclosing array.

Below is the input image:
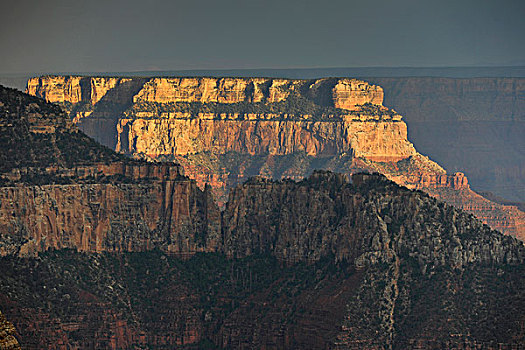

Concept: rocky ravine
[[26, 76, 525, 240]]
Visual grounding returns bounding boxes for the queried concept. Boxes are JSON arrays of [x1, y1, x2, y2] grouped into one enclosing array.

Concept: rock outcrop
[[1, 85, 524, 347], [23, 75, 525, 205], [223, 171, 524, 264], [0, 175, 219, 256], [26, 76, 85, 104], [26, 76, 143, 106], [0, 310, 20, 350], [25, 76, 525, 240], [0, 85, 220, 257], [330, 78, 384, 109]]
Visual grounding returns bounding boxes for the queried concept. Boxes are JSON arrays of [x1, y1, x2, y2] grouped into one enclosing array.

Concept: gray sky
[[1, 0, 524, 74]]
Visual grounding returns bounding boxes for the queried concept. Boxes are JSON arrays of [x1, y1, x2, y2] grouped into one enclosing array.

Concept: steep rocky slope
[[1, 172, 524, 349], [0, 85, 219, 256], [26, 76, 525, 240]]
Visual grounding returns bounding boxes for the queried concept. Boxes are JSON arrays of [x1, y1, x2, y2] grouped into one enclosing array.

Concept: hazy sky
[[1, 0, 524, 74]]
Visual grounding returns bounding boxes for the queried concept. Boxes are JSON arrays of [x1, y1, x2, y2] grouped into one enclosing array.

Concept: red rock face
[[7, 83, 525, 349], [0, 84, 221, 257], [0, 162, 220, 257]]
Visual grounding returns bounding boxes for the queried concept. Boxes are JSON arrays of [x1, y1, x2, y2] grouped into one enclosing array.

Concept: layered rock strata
[[116, 118, 415, 162], [25, 76, 525, 240], [367, 77, 525, 202], [1, 78, 522, 349], [28, 76, 384, 107]]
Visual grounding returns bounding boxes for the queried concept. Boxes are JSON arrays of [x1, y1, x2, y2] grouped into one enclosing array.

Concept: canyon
[[26, 75, 525, 240], [8, 72, 524, 203], [1, 85, 524, 348]]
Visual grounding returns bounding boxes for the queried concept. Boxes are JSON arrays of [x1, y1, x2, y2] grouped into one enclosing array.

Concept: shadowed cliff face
[[25, 75, 524, 240], [1, 172, 524, 349], [223, 172, 524, 266], [0, 179, 220, 256], [28, 76, 384, 107], [22, 75, 525, 203]]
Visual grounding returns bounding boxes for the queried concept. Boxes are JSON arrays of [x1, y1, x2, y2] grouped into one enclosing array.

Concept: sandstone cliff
[[28, 76, 384, 108], [25, 76, 525, 240], [26, 76, 144, 106], [116, 118, 414, 162], [24, 75, 525, 204], [2, 75, 522, 349]]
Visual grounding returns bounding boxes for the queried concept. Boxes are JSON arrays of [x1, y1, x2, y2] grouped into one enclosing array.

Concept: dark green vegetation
[[0, 251, 353, 349], [1, 247, 524, 349], [1, 83, 524, 349], [125, 99, 398, 121], [0, 85, 166, 186], [2, 171, 523, 348], [120, 77, 398, 121]]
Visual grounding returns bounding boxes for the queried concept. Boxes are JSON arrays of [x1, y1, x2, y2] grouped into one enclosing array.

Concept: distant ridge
[[1, 66, 525, 91]]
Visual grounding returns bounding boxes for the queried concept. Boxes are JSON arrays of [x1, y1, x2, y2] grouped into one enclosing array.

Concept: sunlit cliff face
[[24, 76, 525, 240]]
